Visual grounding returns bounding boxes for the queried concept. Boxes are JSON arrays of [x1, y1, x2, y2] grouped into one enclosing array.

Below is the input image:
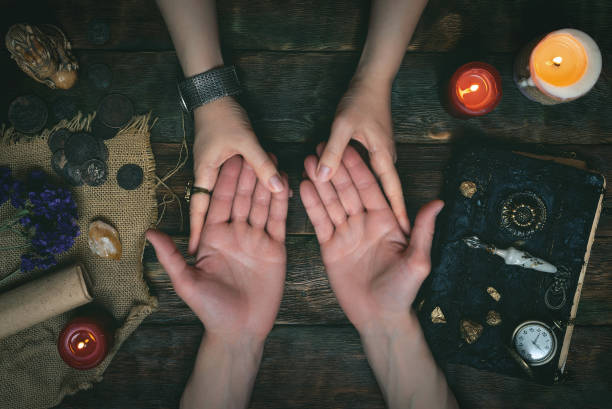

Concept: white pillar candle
[[514, 29, 602, 105]]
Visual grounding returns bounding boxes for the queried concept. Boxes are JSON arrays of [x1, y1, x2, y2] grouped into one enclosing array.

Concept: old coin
[[65, 132, 101, 165], [88, 63, 112, 90], [81, 158, 108, 186], [97, 94, 134, 128], [51, 149, 68, 176], [63, 162, 84, 186], [117, 164, 143, 190], [48, 128, 72, 152], [91, 116, 118, 140], [8, 95, 48, 134], [51, 96, 78, 122], [87, 19, 110, 45]]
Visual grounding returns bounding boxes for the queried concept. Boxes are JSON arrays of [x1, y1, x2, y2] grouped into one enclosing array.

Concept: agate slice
[[6, 24, 78, 89], [88, 220, 122, 260]]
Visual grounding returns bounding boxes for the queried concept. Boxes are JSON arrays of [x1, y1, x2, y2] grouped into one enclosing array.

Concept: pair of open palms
[[146, 145, 443, 342]]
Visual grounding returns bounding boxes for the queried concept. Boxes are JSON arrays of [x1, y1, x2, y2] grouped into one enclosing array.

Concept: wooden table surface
[[1, 1, 611, 408]]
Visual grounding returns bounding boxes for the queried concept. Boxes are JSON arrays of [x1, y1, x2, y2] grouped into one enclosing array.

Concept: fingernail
[[289, 189, 294, 198], [269, 175, 284, 193], [435, 202, 445, 215], [317, 165, 331, 181]]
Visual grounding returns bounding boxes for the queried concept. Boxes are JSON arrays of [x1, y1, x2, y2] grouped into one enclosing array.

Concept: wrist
[[358, 309, 421, 342], [203, 330, 266, 361], [353, 62, 395, 91]]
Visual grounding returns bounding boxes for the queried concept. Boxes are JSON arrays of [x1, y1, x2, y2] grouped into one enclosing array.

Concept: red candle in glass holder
[[58, 314, 113, 370], [448, 62, 502, 117]]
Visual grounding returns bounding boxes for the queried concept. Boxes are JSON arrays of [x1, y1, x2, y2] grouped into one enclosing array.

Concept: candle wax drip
[[69, 330, 97, 357]]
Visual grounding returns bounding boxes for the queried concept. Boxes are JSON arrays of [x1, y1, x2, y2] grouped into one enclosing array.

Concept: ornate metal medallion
[[500, 191, 547, 238]]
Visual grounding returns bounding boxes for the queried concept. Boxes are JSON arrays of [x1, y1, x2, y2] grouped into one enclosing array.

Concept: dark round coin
[[63, 162, 84, 186], [51, 149, 68, 176], [97, 94, 134, 128], [88, 63, 112, 90], [87, 19, 110, 45], [91, 116, 118, 140], [8, 95, 48, 134], [81, 158, 108, 186], [117, 164, 143, 190], [48, 128, 72, 152], [51, 96, 78, 122], [65, 132, 101, 165]]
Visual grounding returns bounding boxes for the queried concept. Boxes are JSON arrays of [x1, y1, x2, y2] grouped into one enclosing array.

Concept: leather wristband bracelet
[[177, 65, 242, 112]]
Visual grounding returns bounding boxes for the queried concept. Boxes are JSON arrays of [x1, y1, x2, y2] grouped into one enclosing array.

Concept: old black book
[[417, 147, 605, 383]]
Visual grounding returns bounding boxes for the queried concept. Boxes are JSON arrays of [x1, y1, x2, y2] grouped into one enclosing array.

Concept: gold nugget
[[486, 310, 502, 326], [487, 286, 501, 302], [459, 181, 477, 198], [460, 320, 483, 344], [431, 306, 446, 324]]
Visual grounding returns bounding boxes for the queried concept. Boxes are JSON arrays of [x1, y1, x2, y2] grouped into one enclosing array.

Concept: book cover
[[417, 147, 605, 383]]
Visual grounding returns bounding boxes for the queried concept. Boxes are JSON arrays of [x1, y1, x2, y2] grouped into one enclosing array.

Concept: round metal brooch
[[500, 191, 547, 238]]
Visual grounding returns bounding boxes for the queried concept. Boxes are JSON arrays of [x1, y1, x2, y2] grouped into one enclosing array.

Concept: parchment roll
[[0, 264, 92, 339]]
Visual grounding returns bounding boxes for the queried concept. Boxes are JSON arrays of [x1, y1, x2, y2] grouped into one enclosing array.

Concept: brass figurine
[[6, 24, 78, 89], [486, 310, 502, 326], [431, 306, 447, 324], [460, 320, 483, 344], [487, 286, 501, 302], [459, 181, 477, 198]]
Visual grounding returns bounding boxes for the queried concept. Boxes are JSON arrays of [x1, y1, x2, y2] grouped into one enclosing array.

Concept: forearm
[[360, 311, 458, 409], [356, 0, 429, 85], [181, 332, 264, 409], [156, 0, 223, 76]]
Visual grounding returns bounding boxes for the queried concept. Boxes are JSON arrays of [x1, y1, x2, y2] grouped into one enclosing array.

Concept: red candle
[[58, 314, 113, 370], [448, 62, 502, 117]]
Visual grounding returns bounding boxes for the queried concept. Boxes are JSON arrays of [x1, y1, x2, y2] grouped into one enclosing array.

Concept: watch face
[[512, 321, 557, 366]]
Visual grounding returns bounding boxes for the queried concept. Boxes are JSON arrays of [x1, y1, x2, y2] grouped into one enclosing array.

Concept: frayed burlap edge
[[1, 112, 161, 406]]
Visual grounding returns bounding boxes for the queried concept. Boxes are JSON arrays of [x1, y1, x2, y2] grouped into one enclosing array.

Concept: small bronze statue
[[5, 24, 78, 89]]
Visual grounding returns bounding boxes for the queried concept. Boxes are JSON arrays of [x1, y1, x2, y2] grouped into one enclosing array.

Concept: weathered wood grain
[[151, 143, 612, 236], [141, 235, 612, 327], [2, 0, 612, 53], [53, 324, 612, 409], [1, 51, 611, 144]]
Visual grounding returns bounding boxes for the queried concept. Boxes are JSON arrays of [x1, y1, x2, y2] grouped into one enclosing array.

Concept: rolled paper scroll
[[0, 264, 92, 339]]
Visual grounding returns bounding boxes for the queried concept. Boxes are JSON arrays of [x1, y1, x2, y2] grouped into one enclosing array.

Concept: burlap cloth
[[0, 112, 159, 409]]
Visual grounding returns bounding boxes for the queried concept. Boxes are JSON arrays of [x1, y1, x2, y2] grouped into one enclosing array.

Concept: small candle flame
[[546, 56, 563, 67], [458, 84, 480, 98], [77, 341, 85, 350]]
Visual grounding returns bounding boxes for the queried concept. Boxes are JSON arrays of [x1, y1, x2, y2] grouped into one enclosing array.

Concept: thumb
[[145, 229, 193, 293], [242, 139, 284, 193], [404, 200, 445, 283], [317, 118, 352, 182]]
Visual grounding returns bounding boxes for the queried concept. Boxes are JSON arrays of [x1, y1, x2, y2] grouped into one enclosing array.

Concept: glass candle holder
[[447, 62, 502, 118]]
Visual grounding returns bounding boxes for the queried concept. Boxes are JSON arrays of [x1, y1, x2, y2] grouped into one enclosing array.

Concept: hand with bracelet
[[157, 0, 284, 255]]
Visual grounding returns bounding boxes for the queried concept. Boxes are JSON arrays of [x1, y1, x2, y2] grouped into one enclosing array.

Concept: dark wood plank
[[1, 51, 611, 145], [141, 235, 612, 326], [2, 0, 612, 53], [53, 324, 612, 409], [152, 143, 612, 236]]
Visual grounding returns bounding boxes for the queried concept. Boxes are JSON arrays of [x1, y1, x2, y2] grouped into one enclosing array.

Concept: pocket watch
[[511, 320, 558, 366]]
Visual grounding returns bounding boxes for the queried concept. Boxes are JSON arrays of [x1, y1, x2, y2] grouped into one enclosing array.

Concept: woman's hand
[[147, 155, 289, 342], [301, 144, 443, 333], [189, 97, 284, 254], [317, 77, 410, 234]]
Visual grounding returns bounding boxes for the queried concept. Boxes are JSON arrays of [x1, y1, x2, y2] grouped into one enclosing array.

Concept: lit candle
[[514, 29, 602, 104], [57, 314, 114, 370], [448, 62, 502, 117]]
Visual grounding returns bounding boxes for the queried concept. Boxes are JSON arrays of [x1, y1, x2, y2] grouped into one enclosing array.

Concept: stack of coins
[[49, 129, 109, 186], [91, 94, 134, 140]]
